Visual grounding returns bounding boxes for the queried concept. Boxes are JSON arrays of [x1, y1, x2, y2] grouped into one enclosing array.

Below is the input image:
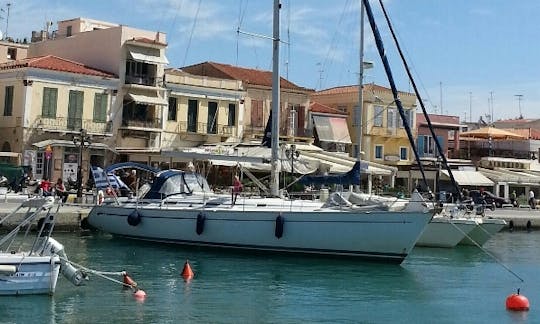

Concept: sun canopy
[[128, 93, 168, 106], [460, 127, 525, 140], [312, 115, 352, 144], [441, 170, 494, 187], [127, 46, 169, 65]]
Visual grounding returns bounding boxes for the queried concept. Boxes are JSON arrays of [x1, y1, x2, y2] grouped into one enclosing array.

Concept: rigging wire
[[376, 0, 461, 200], [316, 0, 352, 90], [236, 0, 249, 65], [182, 0, 202, 67], [167, 0, 183, 43]]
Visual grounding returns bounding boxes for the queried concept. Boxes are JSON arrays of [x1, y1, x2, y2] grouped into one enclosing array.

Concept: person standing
[[232, 175, 243, 206], [529, 190, 536, 209], [510, 190, 517, 207]]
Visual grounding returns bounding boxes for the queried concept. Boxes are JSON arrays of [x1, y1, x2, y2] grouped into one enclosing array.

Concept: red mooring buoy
[[181, 260, 194, 280], [506, 289, 530, 311], [123, 272, 138, 288]]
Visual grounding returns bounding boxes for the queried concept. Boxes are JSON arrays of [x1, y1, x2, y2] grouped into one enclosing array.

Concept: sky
[[3, 0, 540, 122]]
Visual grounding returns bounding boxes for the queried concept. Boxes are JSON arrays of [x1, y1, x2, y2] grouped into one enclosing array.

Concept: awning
[[32, 139, 115, 152], [128, 47, 169, 65], [128, 93, 168, 106], [312, 115, 352, 144], [441, 170, 494, 186]]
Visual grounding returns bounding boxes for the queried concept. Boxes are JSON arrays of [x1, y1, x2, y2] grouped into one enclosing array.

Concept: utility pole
[[469, 92, 472, 122], [439, 81, 443, 114], [489, 91, 494, 123], [515, 94, 523, 119]]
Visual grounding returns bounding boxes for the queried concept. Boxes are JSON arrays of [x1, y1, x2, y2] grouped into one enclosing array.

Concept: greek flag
[[90, 166, 127, 190]]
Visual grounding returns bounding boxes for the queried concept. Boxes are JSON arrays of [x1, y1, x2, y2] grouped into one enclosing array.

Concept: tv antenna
[[514, 94, 523, 119], [0, 3, 11, 40]]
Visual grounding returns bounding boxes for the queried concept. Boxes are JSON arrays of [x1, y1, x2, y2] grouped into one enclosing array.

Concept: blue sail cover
[[299, 161, 362, 186]]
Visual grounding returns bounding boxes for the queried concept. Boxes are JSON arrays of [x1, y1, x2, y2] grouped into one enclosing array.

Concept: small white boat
[[458, 217, 506, 246], [0, 197, 86, 295], [416, 216, 478, 248]]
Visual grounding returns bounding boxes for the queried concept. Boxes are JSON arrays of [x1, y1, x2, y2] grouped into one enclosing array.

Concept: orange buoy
[[506, 289, 530, 311], [133, 289, 147, 299], [123, 272, 138, 288], [181, 260, 194, 280]]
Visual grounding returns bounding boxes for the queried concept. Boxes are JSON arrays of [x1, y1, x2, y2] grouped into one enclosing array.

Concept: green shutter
[[93, 93, 107, 122], [42, 88, 58, 118], [3, 86, 13, 116]]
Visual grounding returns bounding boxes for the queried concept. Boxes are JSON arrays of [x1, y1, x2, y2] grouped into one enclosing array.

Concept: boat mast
[[270, 0, 280, 197], [355, 1, 365, 192]]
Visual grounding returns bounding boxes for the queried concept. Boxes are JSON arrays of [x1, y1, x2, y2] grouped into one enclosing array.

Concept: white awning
[[441, 170, 494, 186], [128, 47, 169, 65], [128, 93, 168, 106], [32, 139, 115, 152], [312, 115, 352, 144]]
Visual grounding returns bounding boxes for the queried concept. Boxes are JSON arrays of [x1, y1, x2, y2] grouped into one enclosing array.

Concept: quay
[[2, 193, 540, 231], [1, 194, 91, 231]]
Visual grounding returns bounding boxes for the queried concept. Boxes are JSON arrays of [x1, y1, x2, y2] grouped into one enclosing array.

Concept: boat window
[[184, 173, 211, 193], [138, 183, 151, 198], [158, 174, 189, 196]]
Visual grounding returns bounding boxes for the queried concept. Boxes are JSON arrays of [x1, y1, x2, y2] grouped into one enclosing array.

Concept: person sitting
[[232, 175, 243, 206], [40, 177, 53, 196], [55, 178, 69, 203], [126, 170, 137, 191]]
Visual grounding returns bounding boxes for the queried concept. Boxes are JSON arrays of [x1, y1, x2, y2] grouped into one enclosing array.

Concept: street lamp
[[72, 128, 91, 199]]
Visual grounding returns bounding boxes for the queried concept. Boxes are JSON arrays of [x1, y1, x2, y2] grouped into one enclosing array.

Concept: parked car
[[469, 190, 511, 208]]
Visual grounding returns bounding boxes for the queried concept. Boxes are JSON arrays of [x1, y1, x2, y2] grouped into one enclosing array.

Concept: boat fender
[[127, 210, 141, 226], [275, 215, 284, 239], [196, 213, 206, 235], [526, 220, 532, 232], [508, 220, 514, 232]]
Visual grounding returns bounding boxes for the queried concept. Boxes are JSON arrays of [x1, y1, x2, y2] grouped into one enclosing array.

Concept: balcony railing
[[174, 121, 236, 137], [121, 118, 162, 130], [124, 74, 158, 87], [36, 116, 112, 134]]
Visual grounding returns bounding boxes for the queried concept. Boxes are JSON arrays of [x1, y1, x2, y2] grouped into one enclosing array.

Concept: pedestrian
[[40, 177, 52, 196], [510, 190, 517, 207], [55, 178, 69, 203], [529, 190, 536, 209], [232, 175, 242, 206]]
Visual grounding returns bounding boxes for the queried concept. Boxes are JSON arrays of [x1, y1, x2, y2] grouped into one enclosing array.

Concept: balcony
[[121, 117, 162, 130], [124, 74, 159, 87], [36, 116, 112, 134], [174, 121, 236, 137]]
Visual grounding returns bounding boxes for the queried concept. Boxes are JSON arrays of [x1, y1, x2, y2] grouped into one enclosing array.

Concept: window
[[3, 86, 13, 116], [251, 100, 264, 127], [375, 145, 384, 160], [42, 87, 58, 118], [228, 103, 236, 126], [67, 90, 84, 130], [207, 101, 218, 134], [418, 135, 434, 157], [387, 108, 396, 129], [337, 105, 347, 113], [373, 105, 383, 127], [187, 99, 198, 132], [168, 97, 177, 121], [93, 93, 108, 122], [7, 48, 16, 60], [399, 109, 414, 128], [400, 147, 408, 160]]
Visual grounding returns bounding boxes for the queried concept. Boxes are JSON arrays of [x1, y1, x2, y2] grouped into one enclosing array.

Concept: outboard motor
[[40, 237, 88, 286]]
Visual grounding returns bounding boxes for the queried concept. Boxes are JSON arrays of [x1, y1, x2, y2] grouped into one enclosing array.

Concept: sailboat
[[86, 0, 434, 263]]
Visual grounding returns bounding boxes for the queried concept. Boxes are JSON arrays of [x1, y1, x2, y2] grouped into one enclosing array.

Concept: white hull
[[416, 217, 478, 248], [0, 254, 61, 295], [88, 198, 433, 263], [458, 218, 506, 246]]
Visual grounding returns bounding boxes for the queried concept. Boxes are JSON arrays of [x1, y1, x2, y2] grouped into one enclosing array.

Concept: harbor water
[[1, 230, 540, 323]]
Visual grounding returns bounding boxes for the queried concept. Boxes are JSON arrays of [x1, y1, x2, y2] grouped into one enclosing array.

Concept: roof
[[0, 55, 116, 78], [313, 83, 414, 97], [417, 113, 461, 128], [309, 102, 348, 115], [181, 61, 311, 92]]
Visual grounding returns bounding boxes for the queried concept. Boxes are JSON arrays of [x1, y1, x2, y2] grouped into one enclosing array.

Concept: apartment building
[[0, 55, 118, 182]]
